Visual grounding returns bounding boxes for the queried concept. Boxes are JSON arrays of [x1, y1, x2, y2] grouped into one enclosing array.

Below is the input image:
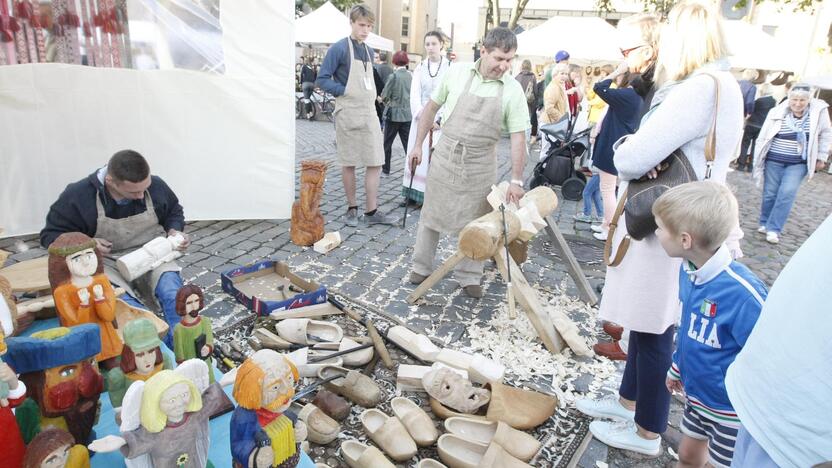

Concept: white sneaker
[[590, 420, 661, 456], [593, 230, 608, 241], [590, 224, 605, 233], [575, 395, 635, 421], [757, 225, 767, 234], [766, 232, 780, 244]]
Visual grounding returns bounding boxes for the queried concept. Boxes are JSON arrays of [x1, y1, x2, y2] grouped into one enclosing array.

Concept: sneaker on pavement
[[757, 225, 767, 234], [362, 212, 396, 225], [574, 213, 594, 223], [766, 232, 780, 244], [594, 341, 627, 361], [590, 224, 605, 233], [593, 230, 608, 241], [462, 285, 483, 298], [589, 420, 661, 456], [409, 272, 427, 285], [345, 208, 359, 227], [602, 322, 624, 341], [575, 395, 635, 422]]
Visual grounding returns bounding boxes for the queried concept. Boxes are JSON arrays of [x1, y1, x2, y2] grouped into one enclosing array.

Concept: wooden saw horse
[[407, 185, 589, 355]]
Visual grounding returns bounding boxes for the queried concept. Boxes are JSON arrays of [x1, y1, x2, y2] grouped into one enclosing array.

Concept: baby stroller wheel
[[561, 176, 585, 201]]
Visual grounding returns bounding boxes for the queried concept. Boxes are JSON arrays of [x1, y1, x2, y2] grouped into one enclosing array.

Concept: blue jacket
[[591, 79, 642, 175], [316, 37, 374, 97], [230, 407, 299, 465], [667, 245, 767, 422]]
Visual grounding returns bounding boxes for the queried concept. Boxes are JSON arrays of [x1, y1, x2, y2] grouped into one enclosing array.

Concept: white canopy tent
[[803, 76, 832, 90], [516, 16, 621, 63], [295, 1, 394, 52], [723, 21, 798, 72]]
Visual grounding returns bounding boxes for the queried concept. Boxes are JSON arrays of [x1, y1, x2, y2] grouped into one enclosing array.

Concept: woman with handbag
[[753, 83, 831, 244], [575, 1, 744, 456]]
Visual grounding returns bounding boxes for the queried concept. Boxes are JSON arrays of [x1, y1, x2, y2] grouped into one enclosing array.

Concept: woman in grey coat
[[752, 84, 831, 244]]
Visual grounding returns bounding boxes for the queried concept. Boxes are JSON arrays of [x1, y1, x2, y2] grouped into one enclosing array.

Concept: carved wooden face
[[65, 248, 98, 278], [260, 359, 295, 413], [40, 444, 71, 468], [134, 349, 158, 375], [41, 358, 103, 414], [159, 382, 191, 422], [184, 294, 201, 317]]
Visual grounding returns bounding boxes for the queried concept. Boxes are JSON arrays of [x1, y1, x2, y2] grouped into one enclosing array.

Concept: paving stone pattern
[[3, 119, 831, 467]]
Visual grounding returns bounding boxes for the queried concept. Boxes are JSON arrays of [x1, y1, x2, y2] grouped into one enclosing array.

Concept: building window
[[401, 43, 408, 52], [403, 0, 410, 12], [401, 16, 409, 37]]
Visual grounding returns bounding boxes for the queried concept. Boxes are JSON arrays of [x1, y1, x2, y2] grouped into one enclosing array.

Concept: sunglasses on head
[[620, 45, 645, 58]]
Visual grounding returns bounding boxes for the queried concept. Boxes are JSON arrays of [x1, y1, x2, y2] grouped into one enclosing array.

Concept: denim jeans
[[119, 271, 183, 348], [582, 173, 603, 217], [759, 160, 807, 234]]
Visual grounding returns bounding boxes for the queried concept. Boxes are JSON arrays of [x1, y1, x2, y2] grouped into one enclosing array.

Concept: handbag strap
[[701, 72, 720, 180], [603, 187, 630, 267]]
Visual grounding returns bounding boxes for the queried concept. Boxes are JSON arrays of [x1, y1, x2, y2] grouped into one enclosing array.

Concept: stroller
[[528, 114, 591, 201]]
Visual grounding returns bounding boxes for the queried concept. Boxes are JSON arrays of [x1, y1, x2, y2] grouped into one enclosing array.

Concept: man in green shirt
[[173, 284, 215, 383], [406, 27, 530, 298]]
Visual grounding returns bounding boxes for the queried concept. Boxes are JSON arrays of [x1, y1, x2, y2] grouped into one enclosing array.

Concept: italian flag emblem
[[700, 299, 717, 317]]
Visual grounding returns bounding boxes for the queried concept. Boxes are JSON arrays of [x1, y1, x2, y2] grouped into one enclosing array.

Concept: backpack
[[524, 79, 535, 104]]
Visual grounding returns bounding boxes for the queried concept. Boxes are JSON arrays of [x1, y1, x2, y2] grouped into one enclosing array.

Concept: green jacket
[[381, 67, 412, 123]]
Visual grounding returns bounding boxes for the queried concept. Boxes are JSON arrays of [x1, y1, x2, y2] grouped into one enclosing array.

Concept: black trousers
[[738, 125, 761, 170], [528, 104, 538, 136], [619, 325, 675, 434], [383, 120, 411, 174]]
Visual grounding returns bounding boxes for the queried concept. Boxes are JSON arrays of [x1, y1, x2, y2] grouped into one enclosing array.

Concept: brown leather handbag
[[604, 73, 720, 267]]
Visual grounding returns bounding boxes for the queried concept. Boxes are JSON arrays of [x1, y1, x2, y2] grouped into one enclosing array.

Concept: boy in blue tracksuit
[[652, 181, 768, 468]]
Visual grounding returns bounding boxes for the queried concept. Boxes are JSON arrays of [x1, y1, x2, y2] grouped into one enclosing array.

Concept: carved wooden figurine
[[173, 285, 214, 384], [22, 428, 90, 468], [107, 318, 174, 411], [5, 324, 104, 445], [88, 362, 231, 468], [0, 320, 26, 468], [47, 233, 123, 367], [231, 349, 302, 468], [290, 161, 328, 247]]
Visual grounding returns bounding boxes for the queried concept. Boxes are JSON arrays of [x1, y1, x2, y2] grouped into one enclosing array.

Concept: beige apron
[[333, 38, 384, 167], [94, 190, 181, 309], [421, 70, 503, 234]]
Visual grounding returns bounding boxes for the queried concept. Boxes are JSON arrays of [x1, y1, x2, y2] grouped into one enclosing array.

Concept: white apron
[[94, 190, 181, 309], [333, 39, 384, 167], [420, 70, 503, 234]]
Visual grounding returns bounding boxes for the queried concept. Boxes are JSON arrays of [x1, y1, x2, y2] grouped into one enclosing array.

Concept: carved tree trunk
[[291, 161, 328, 246], [458, 210, 521, 261]]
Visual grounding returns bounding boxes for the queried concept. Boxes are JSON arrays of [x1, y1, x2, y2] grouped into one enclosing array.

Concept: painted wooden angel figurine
[[173, 285, 214, 383], [88, 359, 233, 468], [47, 232, 123, 367], [107, 318, 173, 412], [22, 428, 90, 468]]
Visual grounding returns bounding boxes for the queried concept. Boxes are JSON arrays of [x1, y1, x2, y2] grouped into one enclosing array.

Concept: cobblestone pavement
[[3, 119, 830, 467]]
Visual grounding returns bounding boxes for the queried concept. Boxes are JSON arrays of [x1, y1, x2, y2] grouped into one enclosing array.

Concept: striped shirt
[[766, 116, 810, 165]]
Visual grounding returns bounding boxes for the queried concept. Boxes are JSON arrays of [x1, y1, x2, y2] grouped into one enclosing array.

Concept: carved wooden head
[[21, 428, 75, 468], [174, 284, 204, 318], [47, 233, 104, 290], [300, 160, 327, 187]]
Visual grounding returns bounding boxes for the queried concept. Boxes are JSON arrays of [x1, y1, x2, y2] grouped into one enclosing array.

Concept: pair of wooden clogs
[[437, 417, 542, 468]]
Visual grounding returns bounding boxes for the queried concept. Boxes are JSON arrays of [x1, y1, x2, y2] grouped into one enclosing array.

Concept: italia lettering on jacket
[[686, 312, 722, 349]]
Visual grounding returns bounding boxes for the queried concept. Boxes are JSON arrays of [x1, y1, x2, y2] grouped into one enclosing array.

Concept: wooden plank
[[268, 302, 342, 320], [406, 251, 466, 304], [494, 249, 565, 353], [544, 217, 599, 306], [0, 256, 50, 294]]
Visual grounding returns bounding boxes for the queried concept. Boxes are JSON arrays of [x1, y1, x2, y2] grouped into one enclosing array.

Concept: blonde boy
[[653, 181, 768, 468]]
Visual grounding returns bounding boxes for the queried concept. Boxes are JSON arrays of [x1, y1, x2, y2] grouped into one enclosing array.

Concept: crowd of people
[[306, 2, 830, 466]]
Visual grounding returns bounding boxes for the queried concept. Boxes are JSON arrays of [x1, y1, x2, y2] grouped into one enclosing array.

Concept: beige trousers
[[412, 223, 483, 287]]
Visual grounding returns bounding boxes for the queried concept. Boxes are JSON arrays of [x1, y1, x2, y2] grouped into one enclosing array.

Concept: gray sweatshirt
[[613, 63, 744, 185]]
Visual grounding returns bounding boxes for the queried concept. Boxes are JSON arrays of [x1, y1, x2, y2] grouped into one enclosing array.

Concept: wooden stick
[[406, 251, 466, 304], [493, 249, 564, 353], [365, 320, 393, 368], [543, 217, 598, 306], [268, 302, 342, 321]]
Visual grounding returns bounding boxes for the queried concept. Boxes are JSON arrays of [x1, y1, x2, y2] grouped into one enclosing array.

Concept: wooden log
[[458, 211, 521, 261], [396, 364, 431, 392], [522, 186, 558, 218]]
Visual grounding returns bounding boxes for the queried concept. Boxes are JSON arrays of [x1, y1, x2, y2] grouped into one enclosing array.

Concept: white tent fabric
[[0, 1, 294, 237], [295, 2, 394, 52], [516, 16, 620, 63], [803, 76, 832, 90], [724, 21, 798, 72]]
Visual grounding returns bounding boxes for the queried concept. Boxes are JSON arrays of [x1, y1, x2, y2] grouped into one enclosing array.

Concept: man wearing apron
[[41, 150, 187, 347], [316, 4, 394, 227], [406, 27, 530, 298]]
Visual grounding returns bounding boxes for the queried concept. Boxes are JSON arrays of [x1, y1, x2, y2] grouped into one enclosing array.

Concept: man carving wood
[[407, 27, 530, 298]]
